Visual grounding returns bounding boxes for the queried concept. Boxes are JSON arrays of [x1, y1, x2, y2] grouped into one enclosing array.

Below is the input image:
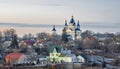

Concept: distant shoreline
[[0, 22, 120, 37]]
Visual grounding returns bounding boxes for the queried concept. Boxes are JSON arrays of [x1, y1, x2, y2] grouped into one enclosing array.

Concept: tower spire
[[65, 20, 68, 26], [52, 25, 57, 35], [70, 15, 75, 24], [77, 20, 80, 27], [76, 20, 80, 31], [72, 15, 73, 18], [75, 20, 82, 40], [52, 25, 56, 31], [72, 13, 73, 18]]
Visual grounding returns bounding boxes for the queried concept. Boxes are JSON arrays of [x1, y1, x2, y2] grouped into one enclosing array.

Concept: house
[[77, 54, 86, 63], [65, 54, 77, 62], [77, 54, 95, 65], [2, 41, 12, 48], [61, 48, 77, 62], [83, 49, 103, 54], [83, 49, 93, 54], [61, 48, 71, 54], [50, 46, 64, 63], [5, 53, 28, 64], [50, 46, 77, 63], [23, 39, 36, 46]]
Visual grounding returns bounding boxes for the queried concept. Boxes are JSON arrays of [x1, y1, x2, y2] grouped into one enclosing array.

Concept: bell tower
[[75, 20, 82, 39], [52, 25, 57, 35]]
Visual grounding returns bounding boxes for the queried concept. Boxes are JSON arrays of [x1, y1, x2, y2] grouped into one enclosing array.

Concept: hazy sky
[[0, 0, 120, 25]]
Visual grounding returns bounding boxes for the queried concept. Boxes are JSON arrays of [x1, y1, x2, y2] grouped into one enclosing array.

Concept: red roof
[[5, 53, 26, 63]]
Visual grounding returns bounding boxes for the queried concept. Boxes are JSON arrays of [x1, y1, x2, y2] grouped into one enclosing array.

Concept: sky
[[0, 0, 120, 36], [0, 0, 120, 24]]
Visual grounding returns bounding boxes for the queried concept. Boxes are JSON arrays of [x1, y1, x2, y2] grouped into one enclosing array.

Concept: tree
[[61, 27, 68, 43], [3, 28, 16, 40], [35, 47, 41, 55], [0, 31, 2, 43], [51, 35, 61, 46], [8, 34, 19, 49], [9, 28, 16, 36], [36, 32, 50, 40], [82, 36, 99, 49]]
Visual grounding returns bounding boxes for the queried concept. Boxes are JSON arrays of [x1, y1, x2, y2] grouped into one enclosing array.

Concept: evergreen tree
[[9, 34, 19, 49], [61, 27, 68, 43]]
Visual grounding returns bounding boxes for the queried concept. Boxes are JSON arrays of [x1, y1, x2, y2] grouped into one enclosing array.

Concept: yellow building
[[50, 46, 76, 63]]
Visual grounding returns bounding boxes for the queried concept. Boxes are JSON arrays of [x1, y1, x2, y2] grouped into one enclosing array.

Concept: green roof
[[50, 46, 62, 53]]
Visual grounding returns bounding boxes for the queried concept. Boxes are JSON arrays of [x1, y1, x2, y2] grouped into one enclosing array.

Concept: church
[[62, 16, 82, 40], [52, 16, 82, 40]]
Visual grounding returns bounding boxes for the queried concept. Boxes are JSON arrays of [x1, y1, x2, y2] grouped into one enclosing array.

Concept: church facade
[[62, 16, 82, 40]]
